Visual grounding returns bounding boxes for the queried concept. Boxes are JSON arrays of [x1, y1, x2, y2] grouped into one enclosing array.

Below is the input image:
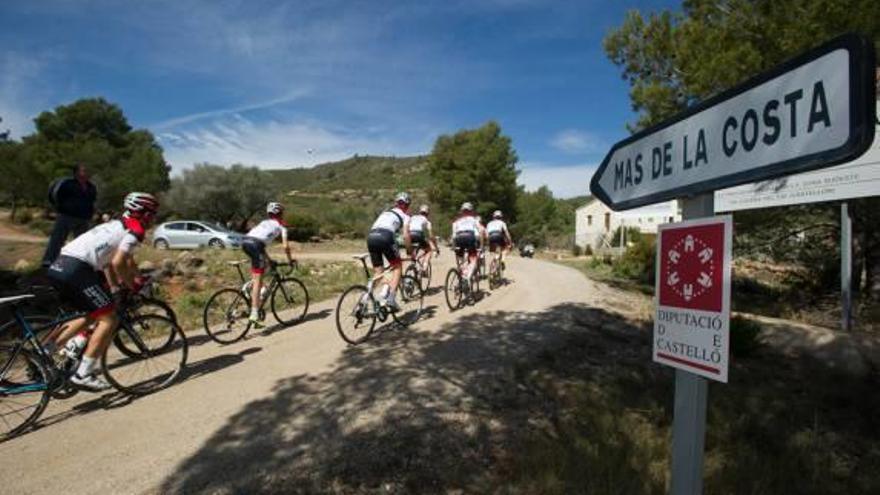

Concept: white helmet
[[493, 210, 503, 219], [419, 204, 430, 214], [267, 202, 284, 215], [123, 192, 159, 215], [395, 191, 412, 206], [460, 202, 474, 212]]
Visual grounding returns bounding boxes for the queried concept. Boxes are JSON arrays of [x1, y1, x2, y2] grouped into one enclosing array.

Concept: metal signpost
[[589, 34, 875, 494]]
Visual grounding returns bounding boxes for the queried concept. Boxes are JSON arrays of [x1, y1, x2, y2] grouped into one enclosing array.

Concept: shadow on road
[[159, 299, 880, 494], [158, 302, 647, 493]]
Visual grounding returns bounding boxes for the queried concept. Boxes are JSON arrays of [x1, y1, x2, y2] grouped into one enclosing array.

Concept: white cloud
[[0, 52, 55, 138], [159, 114, 431, 172], [518, 163, 597, 198], [549, 129, 605, 154], [152, 89, 312, 130]]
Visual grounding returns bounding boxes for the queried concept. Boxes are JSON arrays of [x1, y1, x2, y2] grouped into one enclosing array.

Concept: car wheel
[[209, 238, 225, 249], [154, 239, 169, 250]]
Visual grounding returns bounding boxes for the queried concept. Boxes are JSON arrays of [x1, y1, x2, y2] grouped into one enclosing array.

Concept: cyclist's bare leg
[[250, 271, 263, 313], [73, 310, 118, 390], [43, 316, 89, 350], [81, 313, 117, 360]]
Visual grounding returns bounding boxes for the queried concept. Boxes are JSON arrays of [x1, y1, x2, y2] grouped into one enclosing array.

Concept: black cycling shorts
[[410, 231, 430, 252], [47, 255, 114, 318], [454, 231, 478, 256], [488, 232, 508, 251], [367, 229, 400, 268], [242, 237, 269, 274]]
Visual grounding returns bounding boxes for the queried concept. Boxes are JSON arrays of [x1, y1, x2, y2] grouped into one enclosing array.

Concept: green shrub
[[730, 315, 762, 357], [287, 213, 320, 242], [612, 236, 656, 285]]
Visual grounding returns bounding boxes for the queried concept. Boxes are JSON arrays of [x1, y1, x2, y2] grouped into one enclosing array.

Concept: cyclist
[[409, 205, 438, 270], [452, 202, 483, 284], [487, 210, 513, 268], [366, 192, 412, 311], [241, 202, 294, 327], [44, 192, 159, 391]]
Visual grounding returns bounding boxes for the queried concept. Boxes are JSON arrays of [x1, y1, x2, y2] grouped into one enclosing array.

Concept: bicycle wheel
[[0, 345, 50, 441], [393, 275, 423, 327], [335, 285, 377, 345], [203, 288, 251, 344], [445, 269, 464, 310], [488, 259, 499, 289], [424, 260, 433, 290], [404, 263, 419, 283], [102, 315, 188, 395], [270, 277, 310, 326], [471, 270, 483, 303], [116, 297, 178, 358]]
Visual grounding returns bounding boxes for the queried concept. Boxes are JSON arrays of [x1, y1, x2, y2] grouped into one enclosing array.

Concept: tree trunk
[[9, 195, 17, 223]]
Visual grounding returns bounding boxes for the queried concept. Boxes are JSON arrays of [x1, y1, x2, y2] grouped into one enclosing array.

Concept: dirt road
[[0, 254, 646, 494]]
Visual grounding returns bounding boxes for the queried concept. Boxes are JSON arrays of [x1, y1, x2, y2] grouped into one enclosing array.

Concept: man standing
[[42, 164, 97, 267]]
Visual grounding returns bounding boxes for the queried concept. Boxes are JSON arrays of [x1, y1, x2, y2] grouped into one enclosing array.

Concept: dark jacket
[[51, 177, 97, 219]]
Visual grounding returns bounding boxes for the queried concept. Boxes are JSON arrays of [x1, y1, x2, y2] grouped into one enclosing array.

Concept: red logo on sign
[[658, 223, 725, 312]]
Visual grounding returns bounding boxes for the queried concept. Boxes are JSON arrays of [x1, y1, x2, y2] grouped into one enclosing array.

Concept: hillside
[[266, 155, 433, 239], [266, 154, 589, 244]]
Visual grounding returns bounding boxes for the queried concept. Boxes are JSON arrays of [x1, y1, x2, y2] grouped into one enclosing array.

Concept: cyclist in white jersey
[[44, 192, 159, 391], [241, 202, 293, 327], [452, 202, 484, 280], [366, 192, 412, 310], [409, 205, 438, 270], [487, 210, 513, 266]]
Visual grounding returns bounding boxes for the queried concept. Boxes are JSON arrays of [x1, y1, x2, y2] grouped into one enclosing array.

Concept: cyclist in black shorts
[[44, 192, 159, 391], [451, 202, 484, 281], [241, 202, 294, 327], [366, 192, 413, 311], [486, 210, 513, 267], [409, 205, 438, 269]]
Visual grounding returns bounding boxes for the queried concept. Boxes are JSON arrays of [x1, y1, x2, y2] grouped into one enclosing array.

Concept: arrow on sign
[[590, 34, 876, 211]]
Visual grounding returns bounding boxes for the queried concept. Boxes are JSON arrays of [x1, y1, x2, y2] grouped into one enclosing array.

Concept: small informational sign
[[654, 216, 733, 382], [590, 34, 876, 211], [715, 103, 880, 211]]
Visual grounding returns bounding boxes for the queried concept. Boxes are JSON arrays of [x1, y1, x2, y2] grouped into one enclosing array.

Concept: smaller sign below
[[654, 216, 733, 382], [715, 103, 880, 212]]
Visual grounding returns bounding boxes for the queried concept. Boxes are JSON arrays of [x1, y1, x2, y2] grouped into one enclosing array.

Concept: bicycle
[[0, 293, 188, 441], [444, 249, 483, 310], [335, 254, 424, 345], [404, 244, 437, 292], [202, 260, 309, 344], [488, 248, 507, 290]]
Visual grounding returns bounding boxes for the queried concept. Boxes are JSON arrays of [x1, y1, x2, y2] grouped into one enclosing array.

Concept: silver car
[[152, 221, 243, 250]]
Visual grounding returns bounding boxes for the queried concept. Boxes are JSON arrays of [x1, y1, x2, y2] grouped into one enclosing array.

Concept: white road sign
[[591, 34, 875, 211], [715, 103, 880, 211]]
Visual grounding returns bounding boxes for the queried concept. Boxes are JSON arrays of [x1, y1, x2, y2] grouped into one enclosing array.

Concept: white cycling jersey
[[247, 218, 286, 243], [371, 207, 410, 233], [487, 219, 508, 235], [452, 215, 481, 236], [409, 214, 431, 233], [61, 219, 141, 270]]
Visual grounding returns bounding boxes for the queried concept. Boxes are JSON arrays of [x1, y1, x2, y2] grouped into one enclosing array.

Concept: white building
[[575, 199, 680, 250]]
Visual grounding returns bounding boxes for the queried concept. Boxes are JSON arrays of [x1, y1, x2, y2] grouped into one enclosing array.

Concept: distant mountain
[[266, 155, 432, 239], [267, 155, 430, 196]]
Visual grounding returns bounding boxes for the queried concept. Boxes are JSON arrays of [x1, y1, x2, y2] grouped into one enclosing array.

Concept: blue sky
[[0, 0, 680, 198]]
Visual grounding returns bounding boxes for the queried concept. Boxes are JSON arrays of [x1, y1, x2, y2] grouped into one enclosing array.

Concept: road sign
[[654, 216, 732, 383], [590, 34, 876, 211], [715, 103, 880, 212]]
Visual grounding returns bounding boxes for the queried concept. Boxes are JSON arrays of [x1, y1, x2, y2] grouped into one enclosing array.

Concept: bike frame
[[0, 307, 85, 395]]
